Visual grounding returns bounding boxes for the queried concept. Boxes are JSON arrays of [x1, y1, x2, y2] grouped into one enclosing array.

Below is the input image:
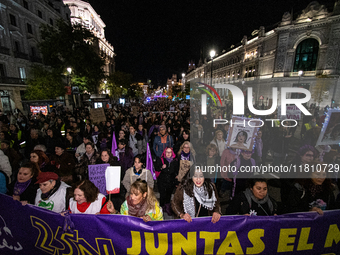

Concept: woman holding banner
[[7, 162, 39, 205], [226, 179, 277, 216], [171, 168, 221, 223], [68, 180, 110, 214], [107, 179, 163, 221], [287, 162, 337, 215]]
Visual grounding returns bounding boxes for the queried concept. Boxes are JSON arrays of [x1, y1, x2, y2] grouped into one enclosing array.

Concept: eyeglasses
[[304, 154, 314, 157], [183, 146, 190, 149]]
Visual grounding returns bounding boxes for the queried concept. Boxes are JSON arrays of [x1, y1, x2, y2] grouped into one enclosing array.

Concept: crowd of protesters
[[0, 98, 339, 222]]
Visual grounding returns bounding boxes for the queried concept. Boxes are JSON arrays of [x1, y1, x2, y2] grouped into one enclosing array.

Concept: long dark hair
[[182, 176, 214, 199]]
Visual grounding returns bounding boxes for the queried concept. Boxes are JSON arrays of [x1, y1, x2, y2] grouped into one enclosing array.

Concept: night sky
[[89, 0, 335, 85]]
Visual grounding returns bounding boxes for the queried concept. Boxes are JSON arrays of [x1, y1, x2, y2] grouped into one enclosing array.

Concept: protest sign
[[226, 116, 261, 151], [88, 164, 110, 195], [278, 105, 302, 120], [316, 108, 340, 146], [90, 108, 106, 123]]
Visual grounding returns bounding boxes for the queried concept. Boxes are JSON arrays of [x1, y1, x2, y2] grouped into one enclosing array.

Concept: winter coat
[[226, 190, 277, 216], [171, 182, 221, 218], [122, 167, 154, 194], [287, 182, 337, 213], [153, 133, 173, 158], [75, 151, 100, 179], [0, 150, 12, 181]]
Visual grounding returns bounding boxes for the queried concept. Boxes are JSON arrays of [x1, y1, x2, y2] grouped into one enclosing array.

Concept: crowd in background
[[0, 99, 339, 222]]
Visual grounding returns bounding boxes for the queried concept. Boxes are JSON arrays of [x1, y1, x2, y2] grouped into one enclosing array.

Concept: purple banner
[[88, 164, 110, 195], [1, 193, 340, 254]]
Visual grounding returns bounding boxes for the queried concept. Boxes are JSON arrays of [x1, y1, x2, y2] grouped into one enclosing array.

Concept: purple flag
[[146, 143, 156, 180], [111, 133, 117, 156]]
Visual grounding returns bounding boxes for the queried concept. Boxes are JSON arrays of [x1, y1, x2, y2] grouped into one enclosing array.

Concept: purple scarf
[[165, 157, 173, 163], [13, 179, 32, 196], [181, 151, 190, 161]]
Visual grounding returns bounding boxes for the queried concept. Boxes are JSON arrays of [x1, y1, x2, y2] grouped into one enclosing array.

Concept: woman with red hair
[[155, 147, 178, 215]]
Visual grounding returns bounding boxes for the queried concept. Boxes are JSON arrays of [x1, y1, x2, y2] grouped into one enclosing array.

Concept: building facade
[[63, 0, 115, 76], [0, 0, 70, 112], [185, 1, 340, 108]]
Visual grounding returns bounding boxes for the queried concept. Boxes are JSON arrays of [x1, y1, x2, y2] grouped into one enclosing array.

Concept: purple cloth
[[13, 179, 32, 196], [111, 133, 117, 156], [146, 143, 156, 180]]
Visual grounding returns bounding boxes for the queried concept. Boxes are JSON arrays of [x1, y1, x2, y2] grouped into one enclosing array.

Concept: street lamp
[[210, 50, 216, 87], [67, 67, 75, 108]]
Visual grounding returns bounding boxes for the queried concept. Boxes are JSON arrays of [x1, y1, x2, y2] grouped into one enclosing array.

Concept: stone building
[[185, 1, 340, 108], [0, 0, 70, 112], [63, 0, 115, 76]]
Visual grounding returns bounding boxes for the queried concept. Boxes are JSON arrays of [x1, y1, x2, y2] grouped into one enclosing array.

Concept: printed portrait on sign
[[317, 109, 340, 146], [226, 117, 261, 151]]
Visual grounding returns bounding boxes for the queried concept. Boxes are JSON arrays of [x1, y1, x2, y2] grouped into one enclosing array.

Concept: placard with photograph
[[316, 109, 340, 146], [226, 116, 262, 151]]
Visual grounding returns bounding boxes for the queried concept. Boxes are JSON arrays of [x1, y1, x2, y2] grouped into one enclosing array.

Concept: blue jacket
[[153, 134, 173, 158]]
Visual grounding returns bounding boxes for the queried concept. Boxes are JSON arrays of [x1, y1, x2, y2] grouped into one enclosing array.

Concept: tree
[[311, 75, 330, 106], [38, 19, 105, 93], [25, 66, 66, 100], [107, 71, 133, 98]]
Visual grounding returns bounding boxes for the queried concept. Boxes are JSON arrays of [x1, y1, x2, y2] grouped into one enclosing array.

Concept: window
[[0, 64, 5, 77], [49, 18, 53, 26], [19, 67, 26, 80], [23, 0, 28, 9], [14, 41, 20, 52], [31, 47, 36, 56], [9, 14, 17, 26], [27, 23, 33, 34], [38, 10, 42, 19], [293, 38, 319, 72]]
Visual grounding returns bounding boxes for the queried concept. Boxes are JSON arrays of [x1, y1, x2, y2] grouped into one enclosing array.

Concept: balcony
[[30, 55, 43, 63], [0, 77, 26, 85], [14, 51, 29, 60], [0, 46, 10, 55]]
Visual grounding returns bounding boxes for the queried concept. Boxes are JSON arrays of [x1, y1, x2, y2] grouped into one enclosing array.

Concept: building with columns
[[0, 0, 70, 112], [63, 0, 115, 76], [185, 1, 340, 108]]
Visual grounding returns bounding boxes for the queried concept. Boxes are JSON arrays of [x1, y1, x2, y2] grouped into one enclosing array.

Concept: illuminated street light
[[67, 67, 72, 74], [210, 50, 216, 87]]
